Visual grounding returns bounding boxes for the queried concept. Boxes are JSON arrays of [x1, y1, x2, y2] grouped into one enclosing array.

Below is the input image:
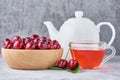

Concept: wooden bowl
[[1, 48, 63, 70]]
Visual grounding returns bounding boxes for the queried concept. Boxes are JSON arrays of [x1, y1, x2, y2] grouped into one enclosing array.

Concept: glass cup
[[70, 41, 116, 69]]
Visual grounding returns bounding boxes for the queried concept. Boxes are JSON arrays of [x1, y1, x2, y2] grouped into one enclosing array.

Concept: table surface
[[0, 55, 120, 80]]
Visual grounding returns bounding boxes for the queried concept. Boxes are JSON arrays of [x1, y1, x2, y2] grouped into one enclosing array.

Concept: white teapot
[[44, 11, 116, 59]]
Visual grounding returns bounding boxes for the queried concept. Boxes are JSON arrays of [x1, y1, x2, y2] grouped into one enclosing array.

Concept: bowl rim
[[1, 47, 63, 51]]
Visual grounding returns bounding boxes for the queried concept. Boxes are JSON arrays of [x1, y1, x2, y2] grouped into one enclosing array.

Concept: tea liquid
[[70, 49, 106, 69]]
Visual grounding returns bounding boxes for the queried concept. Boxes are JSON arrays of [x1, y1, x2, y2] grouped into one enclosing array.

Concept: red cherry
[[12, 36, 21, 43], [54, 44, 61, 49], [35, 44, 39, 49], [34, 38, 40, 44], [68, 59, 79, 70], [41, 36, 47, 40], [46, 38, 51, 44], [31, 34, 39, 39], [53, 40, 59, 44], [21, 44, 25, 49], [56, 59, 68, 69], [42, 43, 48, 49], [32, 38, 40, 49], [40, 36, 47, 42], [24, 37, 33, 44], [38, 41, 44, 49], [50, 45, 54, 49], [13, 40, 23, 49], [3, 38, 13, 49], [49, 41, 54, 45], [3, 36, 61, 50], [25, 42, 36, 49], [47, 44, 54, 49], [57, 44, 61, 49], [22, 37, 25, 42], [47, 44, 51, 49], [22, 38, 25, 43]]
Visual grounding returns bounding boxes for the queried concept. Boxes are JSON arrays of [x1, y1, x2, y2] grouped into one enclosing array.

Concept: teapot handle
[[96, 22, 116, 46]]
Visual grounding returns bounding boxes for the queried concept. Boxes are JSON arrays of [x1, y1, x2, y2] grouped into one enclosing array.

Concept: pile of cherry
[[3, 34, 79, 72], [3, 34, 61, 49], [56, 59, 79, 70]]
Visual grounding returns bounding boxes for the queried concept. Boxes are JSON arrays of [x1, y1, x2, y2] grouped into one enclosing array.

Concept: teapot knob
[[75, 11, 83, 18]]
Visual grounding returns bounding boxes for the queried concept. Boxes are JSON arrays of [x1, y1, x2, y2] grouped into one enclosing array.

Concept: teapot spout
[[44, 21, 59, 40]]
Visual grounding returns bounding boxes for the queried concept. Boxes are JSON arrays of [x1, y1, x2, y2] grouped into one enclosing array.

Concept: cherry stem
[[65, 42, 71, 59]]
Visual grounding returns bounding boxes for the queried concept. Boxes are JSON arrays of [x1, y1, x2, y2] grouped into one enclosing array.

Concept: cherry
[[24, 37, 33, 44], [41, 36, 47, 40], [31, 34, 39, 39], [25, 42, 36, 49], [38, 41, 44, 49], [47, 44, 51, 49], [13, 40, 23, 49], [35, 44, 39, 49], [49, 41, 54, 45], [3, 35, 61, 50], [53, 40, 59, 44], [56, 59, 68, 69], [47, 44, 54, 49], [68, 59, 79, 70], [22, 38, 25, 43], [3, 38, 13, 49], [46, 38, 51, 44], [42, 43, 48, 49], [12, 36, 21, 43], [33, 38, 40, 49], [34, 38, 40, 44], [40, 36, 47, 42], [38, 41, 48, 49], [54, 44, 61, 49]]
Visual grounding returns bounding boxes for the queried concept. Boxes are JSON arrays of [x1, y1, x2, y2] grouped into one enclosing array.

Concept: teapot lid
[[64, 11, 94, 24], [75, 11, 83, 18]]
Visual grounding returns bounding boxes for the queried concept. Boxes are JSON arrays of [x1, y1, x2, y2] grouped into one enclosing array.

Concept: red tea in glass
[[70, 41, 116, 69]]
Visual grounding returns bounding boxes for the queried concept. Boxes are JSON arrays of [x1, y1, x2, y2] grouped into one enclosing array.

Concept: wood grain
[[1, 48, 63, 69]]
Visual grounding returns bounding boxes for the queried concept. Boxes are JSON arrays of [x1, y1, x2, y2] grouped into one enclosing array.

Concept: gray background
[[0, 0, 120, 55]]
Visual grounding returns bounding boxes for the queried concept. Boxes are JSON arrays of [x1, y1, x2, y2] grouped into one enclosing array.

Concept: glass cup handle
[[101, 46, 116, 65]]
